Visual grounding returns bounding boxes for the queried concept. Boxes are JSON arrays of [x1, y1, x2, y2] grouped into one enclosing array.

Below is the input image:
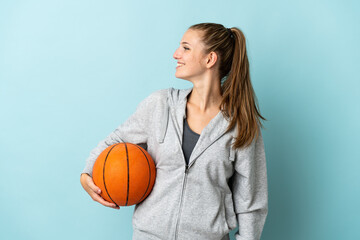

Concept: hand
[[80, 173, 120, 210]]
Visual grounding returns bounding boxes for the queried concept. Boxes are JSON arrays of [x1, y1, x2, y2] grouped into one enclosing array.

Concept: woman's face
[[173, 29, 208, 81]]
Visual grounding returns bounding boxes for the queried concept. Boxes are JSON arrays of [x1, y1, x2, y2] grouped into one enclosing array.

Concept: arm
[[230, 130, 268, 240], [81, 91, 154, 177], [79, 91, 158, 209]]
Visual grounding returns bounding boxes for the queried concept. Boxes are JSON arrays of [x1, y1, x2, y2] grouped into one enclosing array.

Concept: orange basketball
[[92, 143, 156, 206]]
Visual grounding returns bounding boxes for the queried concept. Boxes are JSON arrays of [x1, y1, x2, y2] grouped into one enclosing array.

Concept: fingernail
[[98, 189, 101, 194]]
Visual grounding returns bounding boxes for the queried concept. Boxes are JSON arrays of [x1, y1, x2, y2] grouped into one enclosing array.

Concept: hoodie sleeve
[[230, 129, 268, 240], [81, 92, 155, 177]]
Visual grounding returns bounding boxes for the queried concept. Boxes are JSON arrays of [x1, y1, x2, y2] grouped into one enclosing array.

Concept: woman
[[80, 22, 268, 240]]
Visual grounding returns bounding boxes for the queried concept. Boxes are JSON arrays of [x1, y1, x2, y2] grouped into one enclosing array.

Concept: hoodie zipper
[[169, 98, 224, 239], [168, 105, 190, 240], [168, 90, 230, 239], [174, 164, 189, 240], [172, 128, 227, 239]]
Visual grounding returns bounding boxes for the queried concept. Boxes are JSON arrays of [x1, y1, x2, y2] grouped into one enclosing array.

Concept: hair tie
[[227, 28, 234, 39]]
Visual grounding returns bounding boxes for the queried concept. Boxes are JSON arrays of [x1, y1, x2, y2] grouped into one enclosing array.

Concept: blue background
[[0, 0, 359, 239]]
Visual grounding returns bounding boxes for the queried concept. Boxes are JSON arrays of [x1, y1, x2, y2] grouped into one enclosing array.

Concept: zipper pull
[[184, 164, 188, 173]]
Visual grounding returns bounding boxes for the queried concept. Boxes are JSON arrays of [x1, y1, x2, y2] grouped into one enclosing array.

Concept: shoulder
[[141, 87, 190, 107], [143, 88, 171, 103], [134, 88, 168, 107], [148, 88, 170, 100]]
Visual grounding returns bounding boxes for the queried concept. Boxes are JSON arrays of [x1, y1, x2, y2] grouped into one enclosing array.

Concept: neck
[[187, 78, 222, 114]]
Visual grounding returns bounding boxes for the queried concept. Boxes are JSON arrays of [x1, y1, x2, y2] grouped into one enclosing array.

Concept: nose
[[173, 47, 181, 60]]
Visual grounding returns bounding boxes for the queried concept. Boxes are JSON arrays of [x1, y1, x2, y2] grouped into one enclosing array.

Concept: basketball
[[92, 143, 156, 206]]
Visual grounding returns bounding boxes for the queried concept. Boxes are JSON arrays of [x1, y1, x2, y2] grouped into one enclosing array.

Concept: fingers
[[91, 193, 120, 210], [81, 173, 120, 210], [82, 175, 120, 209], [86, 176, 101, 194]]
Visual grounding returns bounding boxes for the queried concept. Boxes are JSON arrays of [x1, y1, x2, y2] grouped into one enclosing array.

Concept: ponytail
[[189, 23, 266, 150]]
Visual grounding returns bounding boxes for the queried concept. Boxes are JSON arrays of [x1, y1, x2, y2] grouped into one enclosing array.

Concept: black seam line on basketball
[[125, 142, 130, 206], [103, 143, 121, 206], [134, 144, 152, 203]]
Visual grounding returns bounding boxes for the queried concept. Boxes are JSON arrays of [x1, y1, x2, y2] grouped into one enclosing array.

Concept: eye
[[183, 47, 190, 50]]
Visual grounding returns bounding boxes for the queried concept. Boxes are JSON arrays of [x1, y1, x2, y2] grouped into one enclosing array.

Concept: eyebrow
[[180, 41, 191, 46]]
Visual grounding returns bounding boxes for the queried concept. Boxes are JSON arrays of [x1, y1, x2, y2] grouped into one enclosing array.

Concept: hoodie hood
[[167, 87, 193, 109]]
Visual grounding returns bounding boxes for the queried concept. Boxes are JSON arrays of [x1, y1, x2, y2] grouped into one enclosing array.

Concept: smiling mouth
[[176, 63, 185, 68]]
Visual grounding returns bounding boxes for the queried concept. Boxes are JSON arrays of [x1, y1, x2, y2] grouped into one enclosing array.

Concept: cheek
[[188, 56, 201, 66], [194, 54, 205, 66]]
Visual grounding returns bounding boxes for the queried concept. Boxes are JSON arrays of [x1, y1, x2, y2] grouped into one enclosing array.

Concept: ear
[[205, 51, 218, 69]]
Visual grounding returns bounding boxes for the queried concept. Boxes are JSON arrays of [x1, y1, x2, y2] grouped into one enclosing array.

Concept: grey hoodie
[[82, 87, 268, 240]]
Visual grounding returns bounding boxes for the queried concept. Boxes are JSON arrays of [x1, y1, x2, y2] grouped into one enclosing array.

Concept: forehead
[[180, 29, 204, 46]]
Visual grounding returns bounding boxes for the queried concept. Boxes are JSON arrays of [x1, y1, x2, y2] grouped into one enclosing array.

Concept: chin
[[175, 76, 192, 84], [175, 71, 188, 80], [175, 73, 183, 79], [175, 74, 187, 80]]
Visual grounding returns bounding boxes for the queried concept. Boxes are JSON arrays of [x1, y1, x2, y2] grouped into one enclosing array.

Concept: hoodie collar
[[167, 87, 233, 166], [167, 87, 193, 107]]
